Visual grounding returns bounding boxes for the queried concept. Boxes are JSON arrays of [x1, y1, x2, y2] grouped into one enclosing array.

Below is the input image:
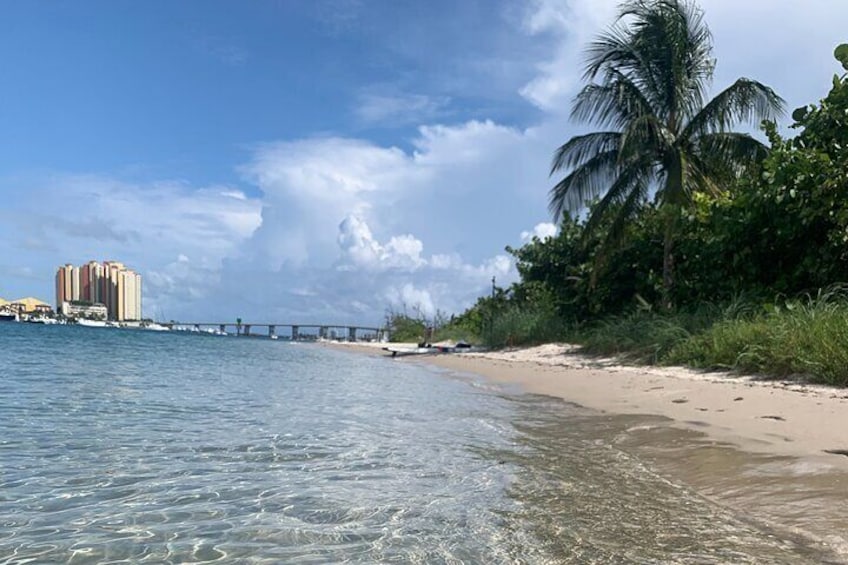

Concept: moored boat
[[77, 318, 108, 328], [27, 317, 59, 324]]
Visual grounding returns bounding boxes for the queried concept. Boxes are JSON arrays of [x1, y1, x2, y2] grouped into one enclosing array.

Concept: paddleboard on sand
[[383, 346, 439, 357]]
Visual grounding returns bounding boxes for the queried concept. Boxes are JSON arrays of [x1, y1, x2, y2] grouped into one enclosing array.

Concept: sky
[[1, 0, 847, 325]]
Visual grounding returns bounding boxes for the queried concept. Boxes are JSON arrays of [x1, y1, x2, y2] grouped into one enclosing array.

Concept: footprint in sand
[[671, 398, 688, 404], [824, 449, 848, 457], [759, 415, 786, 421], [733, 397, 744, 401]]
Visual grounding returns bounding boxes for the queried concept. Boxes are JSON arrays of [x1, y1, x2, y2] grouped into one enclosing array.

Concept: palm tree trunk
[[662, 215, 675, 311], [661, 151, 684, 312]]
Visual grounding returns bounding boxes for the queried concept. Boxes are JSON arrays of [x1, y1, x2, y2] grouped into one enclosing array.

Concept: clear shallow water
[[0, 323, 841, 563]]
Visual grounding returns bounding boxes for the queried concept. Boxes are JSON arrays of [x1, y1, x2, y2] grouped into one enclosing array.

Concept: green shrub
[[386, 313, 427, 343], [432, 324, 479, 344]]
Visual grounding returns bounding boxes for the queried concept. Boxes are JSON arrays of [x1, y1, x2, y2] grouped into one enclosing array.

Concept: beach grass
[[665, 292, 848, 386], [479, 290, 848, 386], [573, 311, 697, 363], [484, 304, 569, 348], [572, 298, 756, 363]]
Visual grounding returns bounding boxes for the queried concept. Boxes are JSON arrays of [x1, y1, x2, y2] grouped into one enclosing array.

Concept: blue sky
[[2, 0, 847, 324]]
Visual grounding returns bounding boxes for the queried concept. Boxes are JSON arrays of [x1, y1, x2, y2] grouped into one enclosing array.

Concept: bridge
[[161, 322, 386, 341]]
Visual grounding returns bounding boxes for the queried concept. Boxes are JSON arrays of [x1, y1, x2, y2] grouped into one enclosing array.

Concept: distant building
[[61, 301, 107, 320], [7, 297, 52, 315], [56, 263, 75, 306], [80, 260, 104, 304], [56, 260, 142, 321]]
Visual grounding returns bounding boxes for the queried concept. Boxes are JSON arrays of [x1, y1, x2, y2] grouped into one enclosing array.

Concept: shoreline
[[326, 341, 848, 465], [323, 340, 848, 558]]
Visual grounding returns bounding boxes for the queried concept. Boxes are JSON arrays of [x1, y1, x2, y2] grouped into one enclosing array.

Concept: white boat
[[77, 318, 108, 328], [141, 322, 170, 331], [28, 317, 58, 324]]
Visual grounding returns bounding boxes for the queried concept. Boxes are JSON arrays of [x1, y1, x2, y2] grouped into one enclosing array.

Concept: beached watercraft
[[383, 342, 486, 357], [383, 346, 440, 357]]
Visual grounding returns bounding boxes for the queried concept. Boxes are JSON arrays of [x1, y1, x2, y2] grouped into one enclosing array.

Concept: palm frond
[[548, 150, 621, 222], [675, 133, 767, 200], [682, 151, 723, 197], [551, 132, 621, 175], [618, 114, 671, 164], [602, 175, 650, 250], [583, 23, 665, 114], [571, 72, 653, 130], [694, 132, 769, 179], [683, 78, 785, 139], [582, 164, 650, 239], [621, 0, 715, 126], [583, 23, 638, 81], [587, 170, 651, 280]]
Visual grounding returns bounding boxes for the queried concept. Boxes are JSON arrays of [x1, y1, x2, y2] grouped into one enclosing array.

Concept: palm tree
[[549, 0, 784, 309]]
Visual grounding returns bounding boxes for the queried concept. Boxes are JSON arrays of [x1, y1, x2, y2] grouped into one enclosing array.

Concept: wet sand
[[324, 341, 848, 559]]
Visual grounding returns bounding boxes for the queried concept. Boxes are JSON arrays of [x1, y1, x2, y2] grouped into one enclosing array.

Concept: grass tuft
[[575, 310, 710, 363]]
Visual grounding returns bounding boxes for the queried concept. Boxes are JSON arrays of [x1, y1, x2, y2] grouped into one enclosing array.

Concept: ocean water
[[0, 323, 842, 563]]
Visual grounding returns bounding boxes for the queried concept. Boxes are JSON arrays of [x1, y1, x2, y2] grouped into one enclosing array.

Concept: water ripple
[[0, 324, 840, 563]]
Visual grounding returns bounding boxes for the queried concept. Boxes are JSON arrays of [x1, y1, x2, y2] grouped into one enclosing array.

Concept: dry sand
[[327, 341, 848, 466]]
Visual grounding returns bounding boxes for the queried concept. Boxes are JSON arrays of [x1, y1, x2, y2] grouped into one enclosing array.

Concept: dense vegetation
[[387, 0, 848, 385]]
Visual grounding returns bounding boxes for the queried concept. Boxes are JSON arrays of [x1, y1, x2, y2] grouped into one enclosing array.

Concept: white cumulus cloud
[[521, 222, 558, 242]]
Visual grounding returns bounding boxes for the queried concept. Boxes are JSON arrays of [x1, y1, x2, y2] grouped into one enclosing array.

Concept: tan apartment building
[[55, 263, 74, 306], [56, 260, 142, 321]]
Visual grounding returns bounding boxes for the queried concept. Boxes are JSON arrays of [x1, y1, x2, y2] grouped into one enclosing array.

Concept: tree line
[[389, 0, 848, 384]]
